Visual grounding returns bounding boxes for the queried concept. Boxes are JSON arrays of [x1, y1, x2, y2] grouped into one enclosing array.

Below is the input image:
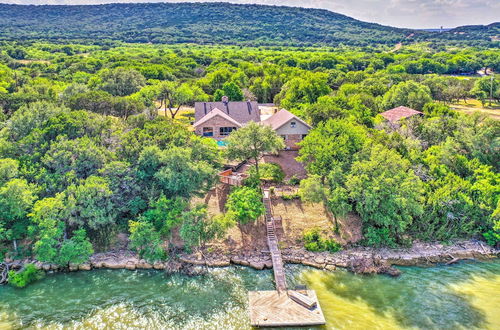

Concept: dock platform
[[248, 290, 326, 327]]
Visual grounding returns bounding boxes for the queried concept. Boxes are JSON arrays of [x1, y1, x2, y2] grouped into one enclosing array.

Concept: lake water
[[0, 260, 499, 329]]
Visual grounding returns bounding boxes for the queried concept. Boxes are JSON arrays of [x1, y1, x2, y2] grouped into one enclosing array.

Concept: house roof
[[262, 109, 312, 130], [194, 101, 260, 124], [193, 108, 242, 128], [379, 106, 424, 122]]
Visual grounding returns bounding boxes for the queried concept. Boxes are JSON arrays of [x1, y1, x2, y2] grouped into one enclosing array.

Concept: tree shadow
[[308, 261, 498, 329]]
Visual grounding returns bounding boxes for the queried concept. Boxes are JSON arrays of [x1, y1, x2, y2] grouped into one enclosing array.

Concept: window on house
[[280, 135, 287, 140], [203, 127, 213, 137], [290, 121, 296, 128], [302, 134, 307, 140], [219, 127, 237, 136]]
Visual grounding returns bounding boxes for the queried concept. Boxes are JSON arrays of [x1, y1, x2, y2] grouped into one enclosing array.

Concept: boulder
[[137, 260, 153, 269], [207, 259, 231, 267], [102, 261, 126, 269], [69, 263, 79, 272], [153, 262, 165, 270], [302, 260, 322, 269], [79, 263, 92, 271], [263, 260, 273, 269], [249, 261, 265, 270], [324, 264, 336, 271], [125, 262, 136, 270]]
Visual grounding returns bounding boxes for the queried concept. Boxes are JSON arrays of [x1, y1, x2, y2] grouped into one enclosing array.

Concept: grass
[[450, 99, 500, 120]]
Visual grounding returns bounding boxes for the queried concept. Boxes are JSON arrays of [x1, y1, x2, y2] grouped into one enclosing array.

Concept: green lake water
[[0, 260, 499, 329]]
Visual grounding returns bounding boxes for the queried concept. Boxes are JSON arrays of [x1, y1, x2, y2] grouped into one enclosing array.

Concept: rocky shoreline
[[3, 240, 498, 280]]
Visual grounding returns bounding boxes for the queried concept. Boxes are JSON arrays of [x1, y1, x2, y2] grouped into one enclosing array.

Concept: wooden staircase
[[263, 189, 287, 293]]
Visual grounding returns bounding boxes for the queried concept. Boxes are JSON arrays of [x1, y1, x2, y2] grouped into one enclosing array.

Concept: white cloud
[[1, 0, 498, 28]]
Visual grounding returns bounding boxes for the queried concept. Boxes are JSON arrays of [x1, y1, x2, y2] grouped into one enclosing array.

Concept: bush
[[243, 172, 260, 189], [8, 264, 44, 288], [287, 175, 301, 185], [303, 228, 341, 253], [483, 230, 500, 247], [249, 163, 285, 183], [226, 186, 265, 224], [281, 193, 300, 200], [129, 220, 166, 262], [363, 227, 396, 248]]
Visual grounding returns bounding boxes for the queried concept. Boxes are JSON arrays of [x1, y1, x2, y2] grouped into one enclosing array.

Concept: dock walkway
[[262, 189, 287, 292], [248, 189, 326, 327]]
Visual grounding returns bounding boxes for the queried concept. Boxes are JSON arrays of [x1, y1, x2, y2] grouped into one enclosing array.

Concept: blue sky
[[1, 0, 499, 29]]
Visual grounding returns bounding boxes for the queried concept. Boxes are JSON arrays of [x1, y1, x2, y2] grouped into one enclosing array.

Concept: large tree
[[382, 80, 432, 111], [95, 67, 146, 97], [226, 187, 265, 224], [345, 145, 424, 246], [0, 179, 37, 252], [225, 121, 284, 178], [297, 119, 367, 182], [156, 81, 208, 118]]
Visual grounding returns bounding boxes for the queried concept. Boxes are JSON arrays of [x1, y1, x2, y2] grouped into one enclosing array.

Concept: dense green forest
[[0, 3, 498, 47], [0, 40, 498, 271]]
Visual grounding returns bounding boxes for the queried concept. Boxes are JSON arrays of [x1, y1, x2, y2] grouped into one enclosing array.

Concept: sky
[[1, 0, 499, 29]]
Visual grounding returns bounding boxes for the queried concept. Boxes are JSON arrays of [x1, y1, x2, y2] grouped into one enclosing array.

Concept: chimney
[[222, 95, 229, 114]]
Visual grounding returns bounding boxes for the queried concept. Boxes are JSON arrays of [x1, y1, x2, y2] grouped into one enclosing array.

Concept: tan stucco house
[[193, 97, 310, 149]]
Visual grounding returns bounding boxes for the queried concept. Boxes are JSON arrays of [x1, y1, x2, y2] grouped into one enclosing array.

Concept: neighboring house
[[262, 109, 311, 150], [379, 106, 424, 123], [193, 96, 311, 149]]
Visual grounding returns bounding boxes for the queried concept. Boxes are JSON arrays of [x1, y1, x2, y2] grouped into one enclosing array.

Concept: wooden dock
[[248, 189, 326, 327], [249, 290, 326, 327]]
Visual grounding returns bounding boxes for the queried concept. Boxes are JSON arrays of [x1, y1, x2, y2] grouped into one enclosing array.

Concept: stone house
[[193, 96, 311, 149]]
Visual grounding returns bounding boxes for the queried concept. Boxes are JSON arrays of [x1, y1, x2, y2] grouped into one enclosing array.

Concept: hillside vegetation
[[0, 3, 498, 47], [0, 40, 498, 274]]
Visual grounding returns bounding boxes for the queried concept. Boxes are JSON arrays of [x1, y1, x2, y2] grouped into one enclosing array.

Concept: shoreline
[[3, 240, 499, 279]]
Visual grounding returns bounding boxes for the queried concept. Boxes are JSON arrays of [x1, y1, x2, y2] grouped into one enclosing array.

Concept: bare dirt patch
[[196, 184, 363, 255]]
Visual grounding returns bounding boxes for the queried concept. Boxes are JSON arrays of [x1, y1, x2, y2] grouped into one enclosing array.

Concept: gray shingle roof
[[194, 101, 260, 124]]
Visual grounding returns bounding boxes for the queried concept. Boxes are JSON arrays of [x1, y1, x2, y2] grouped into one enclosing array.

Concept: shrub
[[281, 193, 300, 200], [363, 227, 396, 248], [303, 228, 341, 253], [249, 163, 285, 183], [243, 172, 260, 189], [129, 220, 166, 262], [226, 186, 265, 224], [288, 175, 301, 186], [8, 264, 44, 288], [483, 230, 500, 247]]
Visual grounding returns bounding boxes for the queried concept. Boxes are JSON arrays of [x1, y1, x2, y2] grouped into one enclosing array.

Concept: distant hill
[[0, 3, 497, 47]]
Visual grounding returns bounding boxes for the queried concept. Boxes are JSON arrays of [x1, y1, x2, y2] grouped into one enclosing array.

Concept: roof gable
[[193, 108, 243, 128], [194, 101, 260, 124], [262, 109, 311, 131]]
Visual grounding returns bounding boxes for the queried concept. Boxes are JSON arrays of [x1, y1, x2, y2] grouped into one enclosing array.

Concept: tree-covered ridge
[[0, 3, 410, 46], [0, 2, 496, 47], [0, 3, 412, 46]]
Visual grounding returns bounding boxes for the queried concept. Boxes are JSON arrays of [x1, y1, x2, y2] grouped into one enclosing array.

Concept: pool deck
[[248, 290, 326, 327]]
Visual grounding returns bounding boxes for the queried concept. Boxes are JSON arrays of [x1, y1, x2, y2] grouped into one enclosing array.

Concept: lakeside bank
[[3, 239, 498, 278]]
